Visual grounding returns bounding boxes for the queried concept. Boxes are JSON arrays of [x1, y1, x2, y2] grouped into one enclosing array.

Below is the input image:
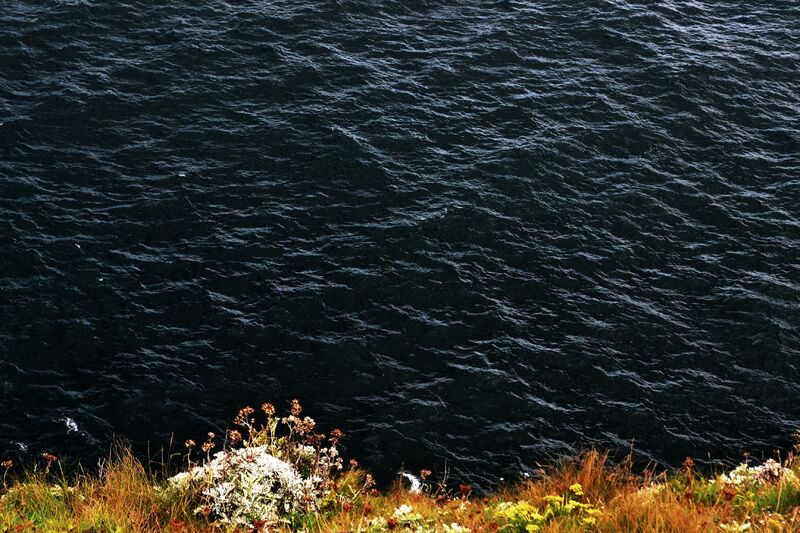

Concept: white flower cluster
[[719, 519, 752, 532], [718, 459, 798, 487], [394, 504, 414, 517], [294, 443, 343, 479], [169, 445, 322, 527]]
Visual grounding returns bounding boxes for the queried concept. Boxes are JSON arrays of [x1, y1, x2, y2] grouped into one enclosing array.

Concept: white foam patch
[[64, 417, 79, 433]]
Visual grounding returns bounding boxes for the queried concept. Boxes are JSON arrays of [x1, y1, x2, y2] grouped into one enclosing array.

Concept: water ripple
[[1, 0, 799, 486]]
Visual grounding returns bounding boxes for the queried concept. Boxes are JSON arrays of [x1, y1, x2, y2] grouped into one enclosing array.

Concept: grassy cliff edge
[[2, 402, 799, 532]]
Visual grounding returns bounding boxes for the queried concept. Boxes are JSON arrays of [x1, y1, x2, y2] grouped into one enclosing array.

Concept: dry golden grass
[[3, 441, 800, 532]]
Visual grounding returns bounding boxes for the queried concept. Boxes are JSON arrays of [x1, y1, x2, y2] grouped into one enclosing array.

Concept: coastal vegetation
[[2, 401, 799, 532]]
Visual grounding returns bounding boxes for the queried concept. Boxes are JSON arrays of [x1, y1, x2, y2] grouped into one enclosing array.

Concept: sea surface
[[1, 0, 799, 486]]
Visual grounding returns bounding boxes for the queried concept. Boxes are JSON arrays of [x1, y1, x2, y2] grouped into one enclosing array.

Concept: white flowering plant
[[166, 400, 346, 529], [715, 459, 798, 488]]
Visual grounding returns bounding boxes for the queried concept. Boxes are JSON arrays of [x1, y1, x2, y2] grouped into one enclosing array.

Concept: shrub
[[166, 400, 345, 529]]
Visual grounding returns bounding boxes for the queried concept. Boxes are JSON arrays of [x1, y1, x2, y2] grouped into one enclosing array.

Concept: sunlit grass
[[2, 406, 799, 532]]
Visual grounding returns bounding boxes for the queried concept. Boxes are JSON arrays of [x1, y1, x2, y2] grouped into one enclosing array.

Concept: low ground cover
[[2, 402, 799, 532]]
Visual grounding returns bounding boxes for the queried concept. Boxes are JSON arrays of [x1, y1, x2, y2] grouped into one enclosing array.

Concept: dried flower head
[[167, 519, 186, 533], [307, 433, 326, 446], [295, 416, 316, 434], [349, 458, 359, 468], [683, 456, 695, 472], [364, 473, 376, 489], [459, 483, 472, 496], [330, 428, 344, 441], [234, 407, 255, 425], [420, 469, 432, 480], [723, 487, 736, 501], [207, 432, 216, 440], [41, 452, 58, 464], [201, 441, 215, 453], [261, 403, 276, 416], [290, 399, 302, 416], [228, 430, 242, 443], [1, 460, 12, 469], [185, 439, 196, 449]]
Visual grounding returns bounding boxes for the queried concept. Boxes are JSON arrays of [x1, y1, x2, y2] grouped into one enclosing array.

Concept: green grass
[[2, 409, 799, 532]]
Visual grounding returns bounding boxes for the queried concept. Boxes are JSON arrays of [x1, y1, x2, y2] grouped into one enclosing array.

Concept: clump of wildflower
[[493, 481, 602, 532], [391, 504, 424, 527], [493, 501, 545, 531], [719, 518, 753, 532], [717, 459, 798, 488], [170, 446, 316, 527], [167, 400, 344, 527]]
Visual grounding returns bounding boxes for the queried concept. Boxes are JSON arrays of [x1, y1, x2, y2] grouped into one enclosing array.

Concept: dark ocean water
[[1, 0, 799, 486]]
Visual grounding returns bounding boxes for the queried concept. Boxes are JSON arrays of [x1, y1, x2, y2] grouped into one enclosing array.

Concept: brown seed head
[[41, 452, 58, 464], [184, 439, 196, 449], [1, 460, 12, 469], [682, 456, 695, 472], [420, 469, 432, 480], [330, 428, 344, 441], [228, 430, 242, 443], [167, 519, 186, 533], [234, 407, 255, 425], [201, 441, 215, 452], [290, 399, 302, 416], [349, 458, 359, 468], [459, 483, 472, 496], [261, 403, 276, 416], [296, 416, 316, 434], [387, 518, 398, 530]]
